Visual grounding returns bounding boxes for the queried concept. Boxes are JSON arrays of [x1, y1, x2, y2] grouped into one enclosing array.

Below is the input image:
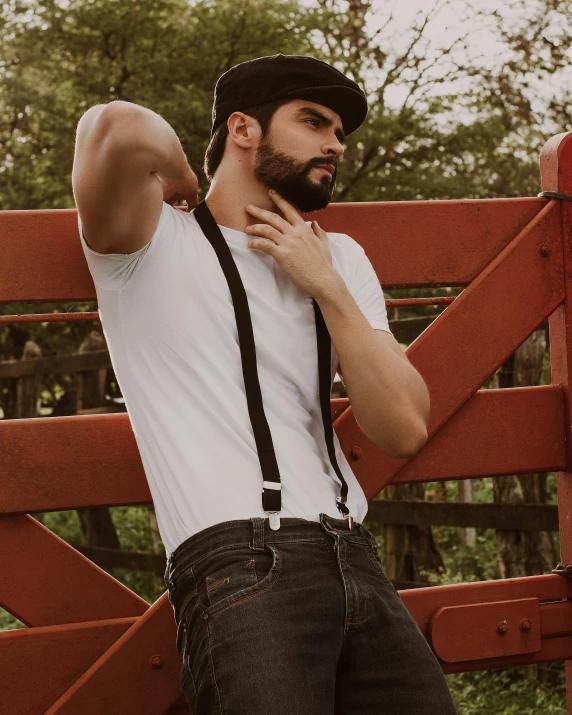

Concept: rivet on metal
[[150, 655, 163, 669], [539, 243, 550, 256], [520, 618, 531, 633], [495, 620, 508, 635], [349, 447, 362, 461]]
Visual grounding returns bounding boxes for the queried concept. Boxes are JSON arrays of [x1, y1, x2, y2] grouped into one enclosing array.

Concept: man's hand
[[245, 188, 338, 298], [156, 166, 199, 212]]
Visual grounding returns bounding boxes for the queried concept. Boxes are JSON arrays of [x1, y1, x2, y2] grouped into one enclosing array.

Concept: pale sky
[[303, 0, 572, 121]]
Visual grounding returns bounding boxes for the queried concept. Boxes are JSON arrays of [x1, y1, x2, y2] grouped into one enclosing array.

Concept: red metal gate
[[1, 132, 572, 713]]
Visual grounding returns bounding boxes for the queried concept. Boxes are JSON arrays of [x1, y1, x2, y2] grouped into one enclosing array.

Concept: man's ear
[[227, 112, 261, 149]]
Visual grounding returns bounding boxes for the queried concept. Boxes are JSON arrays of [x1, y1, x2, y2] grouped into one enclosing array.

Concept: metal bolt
[[495, 620, 508, 635], [539, 243, 550, 256], [349, 447, 362, 461], [150, 655, 163, 669], [520, 619, 531, 633]]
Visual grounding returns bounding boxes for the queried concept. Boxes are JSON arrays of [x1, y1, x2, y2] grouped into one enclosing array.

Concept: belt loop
[[250, 517, 265, 551]]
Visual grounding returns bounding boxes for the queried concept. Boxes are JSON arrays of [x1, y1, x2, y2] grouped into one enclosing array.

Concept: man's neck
[[203, 171, 288, 233]]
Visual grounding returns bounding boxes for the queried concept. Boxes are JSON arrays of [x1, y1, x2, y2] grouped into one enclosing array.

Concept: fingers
[[244, 223, 282, 243], [311, 220, 327, 237], [246, 204, 290, 232]]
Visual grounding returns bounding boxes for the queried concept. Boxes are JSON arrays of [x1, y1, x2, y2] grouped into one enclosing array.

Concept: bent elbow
[[391, 427, 428, 460]]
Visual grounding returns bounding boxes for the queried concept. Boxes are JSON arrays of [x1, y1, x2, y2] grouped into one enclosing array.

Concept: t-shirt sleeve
[[349, 243, 392, 333], [77, 201, 169, 291]]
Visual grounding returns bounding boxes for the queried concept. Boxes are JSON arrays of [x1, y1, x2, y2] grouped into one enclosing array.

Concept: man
[[72, 54, 457, 714]]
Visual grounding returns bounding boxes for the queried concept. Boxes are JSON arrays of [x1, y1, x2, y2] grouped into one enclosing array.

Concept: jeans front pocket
[[196, 542, 283, 617], [205, 557, 258, 607]]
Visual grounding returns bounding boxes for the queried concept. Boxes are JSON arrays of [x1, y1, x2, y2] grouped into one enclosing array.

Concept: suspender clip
[[336, 495, 354, 529], [266, 512, 281, 530], [263, 481, 281, 530]]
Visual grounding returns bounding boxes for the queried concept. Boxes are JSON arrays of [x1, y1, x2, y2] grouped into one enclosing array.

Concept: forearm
[[92, 100, 192, 180], [315, 274, 429, 459]]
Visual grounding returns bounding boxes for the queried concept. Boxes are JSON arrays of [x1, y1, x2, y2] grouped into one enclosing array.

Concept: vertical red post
[[540, 131, 572, 712]]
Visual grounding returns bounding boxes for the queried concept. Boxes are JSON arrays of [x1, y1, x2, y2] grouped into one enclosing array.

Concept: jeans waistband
[[165, 513, 375, 585]]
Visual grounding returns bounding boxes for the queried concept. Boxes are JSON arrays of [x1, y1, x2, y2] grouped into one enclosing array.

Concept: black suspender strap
[[313, 300, 351, 525], [193, 200, 353, 530]]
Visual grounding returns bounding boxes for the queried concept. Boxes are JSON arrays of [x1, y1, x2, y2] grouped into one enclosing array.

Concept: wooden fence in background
[[0, 316, 556, 594]]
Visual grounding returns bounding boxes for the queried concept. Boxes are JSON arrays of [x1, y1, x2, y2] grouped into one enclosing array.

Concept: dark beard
[[253, 138, 337, 213]]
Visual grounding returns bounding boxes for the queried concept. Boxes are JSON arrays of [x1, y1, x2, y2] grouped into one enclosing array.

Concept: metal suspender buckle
[[336, 496, 354, 530], [263, 481, 281, 531]]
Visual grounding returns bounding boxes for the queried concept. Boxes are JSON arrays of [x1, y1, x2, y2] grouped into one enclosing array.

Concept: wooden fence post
[[540, 132, 572, 703]]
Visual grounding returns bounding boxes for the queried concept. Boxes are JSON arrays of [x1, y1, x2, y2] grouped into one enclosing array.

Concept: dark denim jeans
[[164, 513, 457, 714]]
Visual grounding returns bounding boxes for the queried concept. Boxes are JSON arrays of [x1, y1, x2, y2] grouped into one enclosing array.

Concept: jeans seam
[[205, 618, 223, 715], [181, 650, 195, 693]]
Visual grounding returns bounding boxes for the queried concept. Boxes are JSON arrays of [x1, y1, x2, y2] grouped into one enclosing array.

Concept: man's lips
[[315, 165, 335, 177]]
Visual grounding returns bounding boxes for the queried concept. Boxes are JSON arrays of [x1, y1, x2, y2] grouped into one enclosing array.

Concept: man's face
[[252, 100, 345, 213]]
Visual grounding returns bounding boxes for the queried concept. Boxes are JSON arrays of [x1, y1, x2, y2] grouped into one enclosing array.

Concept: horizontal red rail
[[0, 199, 546, 302], [0, 386, 564, 513], [0, 312, 101, 324]]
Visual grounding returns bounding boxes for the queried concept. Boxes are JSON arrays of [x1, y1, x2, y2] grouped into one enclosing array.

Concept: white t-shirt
[[77, 202, 392, 556]]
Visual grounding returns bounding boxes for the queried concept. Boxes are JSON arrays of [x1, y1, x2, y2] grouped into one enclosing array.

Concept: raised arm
[[72, 100, 198, 255]]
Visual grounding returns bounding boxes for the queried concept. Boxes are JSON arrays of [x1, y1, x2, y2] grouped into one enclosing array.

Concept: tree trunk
[[458, 479, 476, 548], [383, 482, 445, 587], [16, 340, 42, 419]]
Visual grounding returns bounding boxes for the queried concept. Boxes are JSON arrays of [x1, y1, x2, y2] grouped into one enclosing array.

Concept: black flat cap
[[211, 54, 368, 139]]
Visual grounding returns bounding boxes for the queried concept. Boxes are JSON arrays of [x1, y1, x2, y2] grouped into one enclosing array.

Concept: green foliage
[[109, 505, 161, 551], [446, 665, 566, 715], [0, 608, 25, 631], [0, 0, 317, 210], [43, 509, 83, 544], [422, 526, 500, 584]]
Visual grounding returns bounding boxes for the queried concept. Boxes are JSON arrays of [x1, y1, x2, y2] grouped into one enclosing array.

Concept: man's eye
[[306, 119, 319, 127]]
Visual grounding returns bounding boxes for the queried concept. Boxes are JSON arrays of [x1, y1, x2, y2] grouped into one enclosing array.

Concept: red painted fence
[[1, 131, 572, 712]]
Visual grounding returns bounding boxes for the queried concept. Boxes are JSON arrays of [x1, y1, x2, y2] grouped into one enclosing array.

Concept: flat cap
[[211, 54, 368, 138]]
